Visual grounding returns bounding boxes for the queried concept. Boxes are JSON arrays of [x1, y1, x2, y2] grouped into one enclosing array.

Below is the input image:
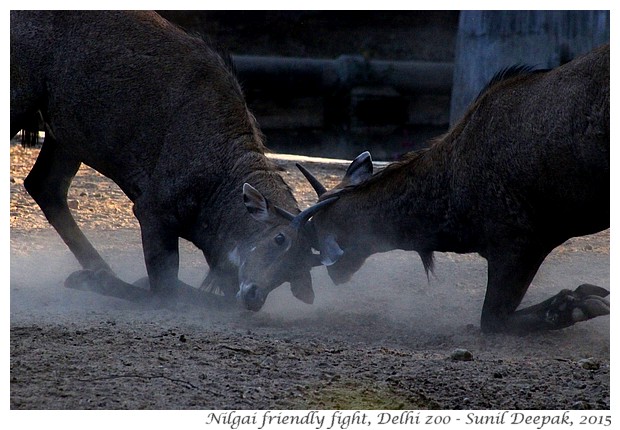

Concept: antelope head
[[234, 183, 338, 311]]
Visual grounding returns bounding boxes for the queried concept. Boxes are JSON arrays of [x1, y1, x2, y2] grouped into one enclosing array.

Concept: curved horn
[[291, 196, 339, 230], [296, 163, 327, 197]]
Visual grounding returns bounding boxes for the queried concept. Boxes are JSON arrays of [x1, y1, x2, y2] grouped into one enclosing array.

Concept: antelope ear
[[243, 183, 276, 223], [290, 271, 315, 304], [343, 151, 373, 186], [319, 234, 344, 266]]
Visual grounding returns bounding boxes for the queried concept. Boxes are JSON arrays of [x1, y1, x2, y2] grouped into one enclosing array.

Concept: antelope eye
[[274, 233, 286, 246]]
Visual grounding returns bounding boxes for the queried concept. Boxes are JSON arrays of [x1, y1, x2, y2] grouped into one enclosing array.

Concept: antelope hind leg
[[65, 269, 152, 302], [66, 270, 232, 309]]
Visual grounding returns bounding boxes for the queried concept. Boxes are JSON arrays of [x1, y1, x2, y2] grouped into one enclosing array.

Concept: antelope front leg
[[132, 206, 230, 307], [135, 208, 183, 302], [510, 284, 609, 331]]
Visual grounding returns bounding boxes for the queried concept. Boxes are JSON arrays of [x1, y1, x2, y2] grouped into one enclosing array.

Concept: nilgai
[[11, 10, 334, 311], [298, 44, 610, 333]]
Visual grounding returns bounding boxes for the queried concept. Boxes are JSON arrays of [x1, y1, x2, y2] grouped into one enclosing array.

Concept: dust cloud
[[10, 226, 610, 353]]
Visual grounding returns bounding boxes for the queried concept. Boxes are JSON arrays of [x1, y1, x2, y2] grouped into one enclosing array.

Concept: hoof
[[545, 284, 610, 329], [574, 283, 609, 298]]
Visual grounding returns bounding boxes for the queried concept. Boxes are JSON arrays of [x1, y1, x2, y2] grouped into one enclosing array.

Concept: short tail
[[20, 129, 40, 147], [419, 251, 435, 281], [19, 111, 43, 147]]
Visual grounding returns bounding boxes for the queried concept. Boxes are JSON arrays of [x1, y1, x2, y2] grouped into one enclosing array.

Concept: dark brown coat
[[302, 44, 610, 333], [11, 10, 330, 310]]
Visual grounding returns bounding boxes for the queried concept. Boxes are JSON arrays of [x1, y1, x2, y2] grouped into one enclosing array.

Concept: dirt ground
[[9, 142, 610, 411]]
